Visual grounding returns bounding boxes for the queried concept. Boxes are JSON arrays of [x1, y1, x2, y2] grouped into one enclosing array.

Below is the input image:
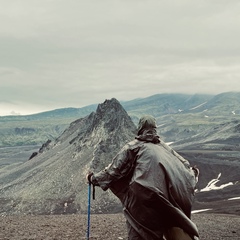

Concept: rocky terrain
[[0, 99, 137, 215], [0, 94, 239, 240], [0, 97, 240, 215], [0, 212, 239, 240]]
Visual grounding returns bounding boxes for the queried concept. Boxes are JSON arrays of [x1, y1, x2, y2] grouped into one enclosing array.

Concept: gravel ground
[[0, 213, 239, 240]]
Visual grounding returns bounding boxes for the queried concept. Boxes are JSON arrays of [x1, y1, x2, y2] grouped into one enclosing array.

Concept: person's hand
[[192, 166, 199, 182], [192, 166, 199, 177], [86, 172, 93, 184]]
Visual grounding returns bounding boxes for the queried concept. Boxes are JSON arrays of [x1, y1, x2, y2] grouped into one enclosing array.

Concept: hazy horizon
[[1, 91, 239, 117]]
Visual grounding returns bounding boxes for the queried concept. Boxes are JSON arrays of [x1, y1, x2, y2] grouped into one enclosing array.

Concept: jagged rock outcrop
[[0, 98, 137, 215]]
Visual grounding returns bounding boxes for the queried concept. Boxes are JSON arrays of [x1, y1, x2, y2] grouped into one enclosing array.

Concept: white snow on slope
[[228, 196, 240, 201], [192, 209, 212, 214], [200, 173, 234, 192], [189, 102, 207, 110]]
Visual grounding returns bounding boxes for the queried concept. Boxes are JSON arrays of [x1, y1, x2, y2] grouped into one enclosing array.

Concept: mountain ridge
[[0, 98, 136, 215], [0, 96, 240, 215], [1, 92, 240, 148]]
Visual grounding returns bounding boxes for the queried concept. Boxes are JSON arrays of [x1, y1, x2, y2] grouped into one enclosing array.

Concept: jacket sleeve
[[91, 141, 138, 191]]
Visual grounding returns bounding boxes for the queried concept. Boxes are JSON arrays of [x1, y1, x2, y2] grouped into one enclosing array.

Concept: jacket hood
[[136, 129, 160, 144], [137, 115, 157, 135]]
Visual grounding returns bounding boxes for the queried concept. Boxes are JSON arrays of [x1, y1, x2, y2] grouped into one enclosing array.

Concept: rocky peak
[[69, 98, 137, 172], [0, 98, 137, 215], [91, 98, 136, 132]]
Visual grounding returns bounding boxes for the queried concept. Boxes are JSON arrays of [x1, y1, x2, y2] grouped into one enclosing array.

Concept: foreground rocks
[[0, 213, 239, 240]]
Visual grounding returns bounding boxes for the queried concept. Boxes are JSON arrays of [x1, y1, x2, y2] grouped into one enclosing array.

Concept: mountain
[[152, 92, 240, 143], [0, 92, 240, 215], [0, 105, 97, 147], [0, 98, 136, 215], [172, 120, 240, 212], [122, 93, 213, 118], [186, 92, 240, 116], [2, 92, 240, 148], [172, 120, 240, 151]]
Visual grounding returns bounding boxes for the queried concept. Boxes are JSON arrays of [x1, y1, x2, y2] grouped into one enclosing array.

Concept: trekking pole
[[87, 182, 91, 240]]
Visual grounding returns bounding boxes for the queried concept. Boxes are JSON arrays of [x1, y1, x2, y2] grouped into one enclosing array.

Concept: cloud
[[0, 0, 240, 115]]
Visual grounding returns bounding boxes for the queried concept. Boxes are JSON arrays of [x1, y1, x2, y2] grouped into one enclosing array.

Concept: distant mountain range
[[0, 94, 240, 215], [1, 92, 240, 147]]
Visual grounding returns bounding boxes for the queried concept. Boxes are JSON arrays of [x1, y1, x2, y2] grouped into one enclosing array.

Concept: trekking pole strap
[[92, 184, 95, 200]]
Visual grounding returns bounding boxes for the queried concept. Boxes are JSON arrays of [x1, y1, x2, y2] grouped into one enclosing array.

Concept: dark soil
[[0, 213, 239, 240]]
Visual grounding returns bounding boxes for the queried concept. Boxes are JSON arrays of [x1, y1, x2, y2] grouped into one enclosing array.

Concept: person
[[86, 115, 199, 240]]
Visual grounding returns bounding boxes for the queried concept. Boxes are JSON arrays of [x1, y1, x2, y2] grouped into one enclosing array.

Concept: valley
[[0, 93, 240, 216], [0, 145, 40, 173]]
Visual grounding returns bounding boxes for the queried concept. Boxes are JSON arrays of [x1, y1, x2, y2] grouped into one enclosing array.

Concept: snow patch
[[228, 196, 240, 201], [232, 111, 236, 115], [200, 173, 234, 192], [192, 209, 212, 214], [189, 102, 207, 110]]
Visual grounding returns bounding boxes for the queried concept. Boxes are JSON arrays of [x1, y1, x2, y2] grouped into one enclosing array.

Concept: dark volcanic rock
[[28, 152, 38, 160]]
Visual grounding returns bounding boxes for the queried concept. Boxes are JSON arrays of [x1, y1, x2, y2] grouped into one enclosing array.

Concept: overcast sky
[[1, 0, 240, 116]]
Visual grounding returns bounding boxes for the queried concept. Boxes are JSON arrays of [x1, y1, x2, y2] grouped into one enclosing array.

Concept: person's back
[[118, 137, 198, 239], [87, 115, 199, 240], [131, 141, 196, 207]]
